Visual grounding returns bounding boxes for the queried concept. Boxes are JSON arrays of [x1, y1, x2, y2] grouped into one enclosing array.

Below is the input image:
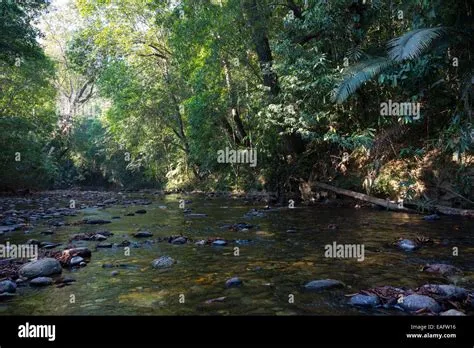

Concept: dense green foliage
[[1, 0, 472, 206]]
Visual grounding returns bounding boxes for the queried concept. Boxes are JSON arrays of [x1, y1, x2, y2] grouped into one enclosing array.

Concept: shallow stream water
[[1, 193, 473, 315]]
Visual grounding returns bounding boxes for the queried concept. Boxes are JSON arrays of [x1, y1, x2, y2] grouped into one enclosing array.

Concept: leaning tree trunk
[[311, 181, 474, 217]]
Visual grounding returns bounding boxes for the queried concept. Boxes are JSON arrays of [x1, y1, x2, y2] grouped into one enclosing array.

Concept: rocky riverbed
[[0, 190, 473, 315]]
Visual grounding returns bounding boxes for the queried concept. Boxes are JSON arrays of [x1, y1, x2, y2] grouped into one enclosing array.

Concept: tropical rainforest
[[1, 0, 473, 208]]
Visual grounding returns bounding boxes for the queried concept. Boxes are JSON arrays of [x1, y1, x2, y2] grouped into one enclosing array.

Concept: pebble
[[225, 277, 243, 288], [70, 256, 84, 267], [152, 256, 175, 269]]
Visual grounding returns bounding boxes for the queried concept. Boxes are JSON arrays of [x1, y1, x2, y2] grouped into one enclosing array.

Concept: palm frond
[[387, 27, 447, 62], [331, 57, 392, 104]]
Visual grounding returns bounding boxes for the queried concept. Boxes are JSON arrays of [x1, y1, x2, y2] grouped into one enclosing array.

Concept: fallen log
[[312, 181, 474, 217], [311, 181, 417, 213], [434, 205, 474, 218]]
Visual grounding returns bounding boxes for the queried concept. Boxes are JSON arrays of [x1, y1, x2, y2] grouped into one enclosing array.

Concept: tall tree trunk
[[242, 0, 305, 155], [222, 58, 248, 145]]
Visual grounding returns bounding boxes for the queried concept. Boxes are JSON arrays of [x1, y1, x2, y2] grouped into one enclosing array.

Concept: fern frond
[[387, 27, 447, 62], [331, 57, 392, 104]]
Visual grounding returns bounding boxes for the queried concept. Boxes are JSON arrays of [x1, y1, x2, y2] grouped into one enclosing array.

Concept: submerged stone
[[349, 294, 380, 307], [152, 256, 175, 269], [225, 277, 243, 288], [304, 279, 344, 291]]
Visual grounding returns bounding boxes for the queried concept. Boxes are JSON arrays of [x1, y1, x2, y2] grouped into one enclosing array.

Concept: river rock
[[84, 219, 111, 225], [419, 284, 467, 300], [0, 280, 17, 294], [397, 239, 417, 251], [398, 294, 441, 313], [135, 209, 147, 214], [30, 277, 53, 287], [440, 309, 465, 316], [66, 247, 91, 258], [111, 271, 119, 277], [225, 277, 243, 288], [134, 231, 153, 238], [349, 294, 380, 307], [96, 242, 112, 248], [26, 239, 40, 245], [70, 256, 84, 267], [152, 256, 175, 269], [423, 214, 440, 221], [212, 240, 227, 246], [422, 264, 462, 276], [170, 237, 187, 245], [39, 242, 61, 249], [91, 234, 107, 241], [304, 279, 345, 291], [19, 258, 62, 279], [125, 213, 135, 216], [185, 213, 207, 218]]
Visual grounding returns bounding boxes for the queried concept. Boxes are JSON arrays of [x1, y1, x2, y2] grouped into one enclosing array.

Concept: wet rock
[[19, 258, 62, 279], [225, 277, 243, 288], [244, 209, 265, 218], [125, 213, 135, 216], [423, 214, 440, 221], [91, 234, 107, 241], [170, 237, 187, 245], [60, 276, 76, 284], [39, 242, 61, 249], [96, 231, 114, 237], [111, 271, 119, 277], [397, 239, 417, 251], [212, 240, 227, 246], [398, 294, 441, 313], [0, 280, 17, 294], [112, 216, 121, 219], [440, 309, 465, 316], [234, 239, 252, 245], [349, 294, 380, 307], [304, 279, 344, 291], [195, 240, 206, 246], [69, 256, 84, 267], [327, 224, 338, 230], [96, 242, 112, 248], [418, 284, 467, 300], [134, 231, 153, 238], [422, 264, 462, 276], [103, 198, 117, 205], [185, 213, 207, 218], [66, 247, 92, 258], [205, 296, 226, 304], [40, 230, 54, 235], [117, 240, 131, 247], [84, 219, 111, 225], [30, 277, 53, 287], [152, 256, 175, 269], [102, 264, 114, 269], [135, 209, 147, 214], [26, 239, 40, 245]]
